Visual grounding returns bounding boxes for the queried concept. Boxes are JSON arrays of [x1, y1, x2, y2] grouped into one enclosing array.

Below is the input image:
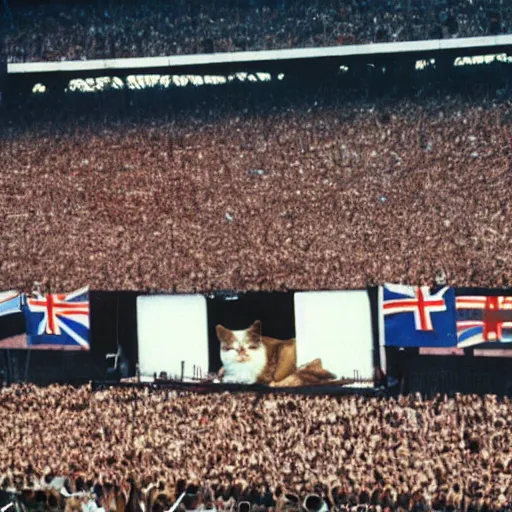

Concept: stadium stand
[[0, 80, 511, 294], [1, 0, 512, 62], [1, 387, 512, 511], [1, 3, 512, 512]]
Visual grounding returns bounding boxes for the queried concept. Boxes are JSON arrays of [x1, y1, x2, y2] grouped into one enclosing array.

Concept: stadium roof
[[8, 34, 512, 80]]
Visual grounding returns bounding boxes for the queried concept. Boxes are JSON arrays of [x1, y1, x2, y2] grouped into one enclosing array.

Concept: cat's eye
[[222, 346, 234, 351]]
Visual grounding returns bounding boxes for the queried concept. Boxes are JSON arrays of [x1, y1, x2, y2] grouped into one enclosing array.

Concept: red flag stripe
[[384, 299, 445, 310], [28, 300, 87, 310]]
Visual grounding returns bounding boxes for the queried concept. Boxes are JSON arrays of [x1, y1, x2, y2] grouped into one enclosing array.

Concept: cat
[[216, 320, 338, 386], [216, 320, 296, 385]]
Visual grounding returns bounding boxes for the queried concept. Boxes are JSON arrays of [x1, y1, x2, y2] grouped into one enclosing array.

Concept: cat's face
[[216, 321, 267, 384], [216, 320, 262, 363]]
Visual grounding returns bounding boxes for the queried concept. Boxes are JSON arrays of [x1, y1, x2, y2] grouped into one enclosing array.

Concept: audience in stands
[[1, 0, 511, 63], [0, 386, 511, 511], [1, 4, 511, 512], [0, 91, 510, 293]]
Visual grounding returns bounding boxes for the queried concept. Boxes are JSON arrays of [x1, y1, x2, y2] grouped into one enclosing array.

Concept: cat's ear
[[250, 320, 262, 335], [216, 324, 231, 344]]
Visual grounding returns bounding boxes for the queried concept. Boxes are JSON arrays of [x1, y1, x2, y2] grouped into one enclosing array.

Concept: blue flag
[[24, 287, 90, 349], [381, 284, 457, 347]]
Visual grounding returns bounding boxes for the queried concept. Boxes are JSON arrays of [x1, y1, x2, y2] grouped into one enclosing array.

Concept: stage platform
[[91, 378, 384, 396]]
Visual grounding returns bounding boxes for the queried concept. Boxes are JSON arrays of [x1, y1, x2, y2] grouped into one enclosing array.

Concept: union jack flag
[[381, 284, 457, 347], [24, 287, 90, 349], [456, 295, 512, 348]]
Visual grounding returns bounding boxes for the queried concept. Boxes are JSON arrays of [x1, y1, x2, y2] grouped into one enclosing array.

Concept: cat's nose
[[236, 349, 249, 362]]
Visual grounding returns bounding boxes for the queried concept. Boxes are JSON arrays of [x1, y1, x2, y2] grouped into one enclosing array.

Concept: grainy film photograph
[[0, 0, 511, 511]]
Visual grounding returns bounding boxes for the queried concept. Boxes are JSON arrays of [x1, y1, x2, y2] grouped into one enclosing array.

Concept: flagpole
[[23, 343, 31, 383], [116, 293, 120, 355], [23, 293, 31, 383], [5, 349, 12, 385]]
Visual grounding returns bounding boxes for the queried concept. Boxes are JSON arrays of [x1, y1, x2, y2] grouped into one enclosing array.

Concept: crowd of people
[[0, 84, 510, 294], [1, 4, 512, 512], [0, 385, 511, 511], [1, 0, 511, 63]]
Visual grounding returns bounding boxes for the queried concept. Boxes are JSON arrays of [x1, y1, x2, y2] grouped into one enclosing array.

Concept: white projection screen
[[137, 295, 209, 380], [294, 290, 374, 381]]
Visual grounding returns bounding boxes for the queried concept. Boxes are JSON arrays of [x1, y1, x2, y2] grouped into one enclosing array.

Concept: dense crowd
[[0, 385, 512, 511], [0, 89, 510, 293], [1, 0, 511, 63]]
